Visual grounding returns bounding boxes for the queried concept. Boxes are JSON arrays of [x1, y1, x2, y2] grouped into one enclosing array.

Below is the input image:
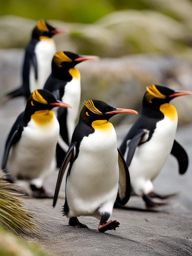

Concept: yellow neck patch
[[31, 110, 54, 126], [92, 120, 113, 130], [39, 36, 53, 41], [69, 68, 80, 79], [160, 103, 177, 120]]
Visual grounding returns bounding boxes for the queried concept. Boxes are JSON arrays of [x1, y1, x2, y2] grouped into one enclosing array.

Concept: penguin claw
[[69, 217, 88, 228], [148, 191, 178, 200], [146, 201, 167, 209], [30, 185, 53, 199], [142, 194, 168, 209], [98, 220, 120, 233]]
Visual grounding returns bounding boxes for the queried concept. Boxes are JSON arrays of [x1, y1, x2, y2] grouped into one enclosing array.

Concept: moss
[[0, 228, 49, 256]]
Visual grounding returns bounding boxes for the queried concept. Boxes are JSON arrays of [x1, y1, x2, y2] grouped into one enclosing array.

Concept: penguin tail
[[0, 87, 24, 106], [6, 86, 24, 99]]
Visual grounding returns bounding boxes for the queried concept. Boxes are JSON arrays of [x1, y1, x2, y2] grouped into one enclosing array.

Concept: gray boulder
[[0, 49, 192, 125], [1, 12, 192, 58]]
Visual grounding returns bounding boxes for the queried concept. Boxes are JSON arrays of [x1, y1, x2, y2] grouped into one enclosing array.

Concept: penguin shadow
[[114, 193, 179, 214], [115, 206, 160, 213], [115, 205, 167, 214], [62, 222, 139, 244]]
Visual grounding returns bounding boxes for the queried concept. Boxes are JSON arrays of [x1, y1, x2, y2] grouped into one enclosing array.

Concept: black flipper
[[22, 39, 37, 99], [116, 150, 131, 205], [53, 143, 76, 207], [55, 108, 69, 168], [125, 130, 146, 167], [1, 113, 24, 170], [56, 144, 67, 169], [171, 139, 189, 175], [31, 52, 38, 81]]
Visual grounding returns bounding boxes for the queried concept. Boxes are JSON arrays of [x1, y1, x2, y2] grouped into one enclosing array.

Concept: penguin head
[[52, 51, 97, 70], [28, 89, 70, 111], [81, 99, 138, 126], [32, 20, 63, 40], [143, 84, 192, 108]]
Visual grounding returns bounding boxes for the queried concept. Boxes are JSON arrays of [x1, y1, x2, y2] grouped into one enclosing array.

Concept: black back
[[1, 112, 25, 170], [22, 38, 38, 99]]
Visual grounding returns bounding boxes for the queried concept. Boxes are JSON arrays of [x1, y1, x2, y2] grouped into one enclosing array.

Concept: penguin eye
[[31, 100, 34, 106], [86, 111, 90, 116]]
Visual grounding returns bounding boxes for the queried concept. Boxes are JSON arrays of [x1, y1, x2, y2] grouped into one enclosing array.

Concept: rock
[[0, 49, 192, 125], [147, 0, 192, 30], [1, 12, 192, 59], [96, 10, 187, 55], [0, 16, 33, 48]]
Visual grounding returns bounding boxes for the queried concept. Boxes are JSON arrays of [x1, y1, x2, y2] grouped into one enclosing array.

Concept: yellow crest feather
[[36, 20, 48, 32], [84, 100, 102, 115], [32, 90, 47, 104], [54, 51, 72, 66], [146, 84, 166, 103]]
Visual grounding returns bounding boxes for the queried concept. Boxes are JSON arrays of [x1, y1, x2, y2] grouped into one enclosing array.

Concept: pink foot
[[98, 220, 120, 233]]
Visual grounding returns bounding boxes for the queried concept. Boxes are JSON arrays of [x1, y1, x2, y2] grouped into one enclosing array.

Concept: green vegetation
[[0, 227, 48, 256], [0, 0, 114, 23], [1, 0, 192, 23], [0, 178, 47, 255]]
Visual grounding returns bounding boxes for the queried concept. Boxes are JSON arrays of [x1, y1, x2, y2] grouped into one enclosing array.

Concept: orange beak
[[53, 28, 65, 35], [170, 90, 192, 98], [50, 101, 71, 108], [106, 108, 138, 115], [75, 55, 99, 62]]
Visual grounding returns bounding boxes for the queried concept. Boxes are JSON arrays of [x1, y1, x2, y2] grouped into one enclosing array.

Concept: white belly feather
[[62, 78, 81, 141], [7, 116, 59, 181], [30, 39, 56, 92], [129, 117, 177, 195], [66, 123, 119, 217]]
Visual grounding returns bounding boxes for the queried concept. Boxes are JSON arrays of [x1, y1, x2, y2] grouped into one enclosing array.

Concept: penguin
[[44, 51, 97, 168], [1, 89, 70, 198], [5, 20, 63, 101], [118, 84, 192, 208], [53, 99, 138, 232]]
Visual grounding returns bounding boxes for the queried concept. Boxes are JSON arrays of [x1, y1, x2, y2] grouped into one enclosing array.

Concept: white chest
[[62, 78, 81, 140], [129, 117, 178, 182], [8, 116, 59, 177], [30, 40, 56, 91], [66, 123, 119, 215]]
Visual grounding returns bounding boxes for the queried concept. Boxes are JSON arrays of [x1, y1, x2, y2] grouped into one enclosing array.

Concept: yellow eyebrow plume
[[32, 90, 47, 104], [146, 84, 166, 99], [54, 51, 72, 66], [84, 100, 102, 115], [36, 20, 48, 32]]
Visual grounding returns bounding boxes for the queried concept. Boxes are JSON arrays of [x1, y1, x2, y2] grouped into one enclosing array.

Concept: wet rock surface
[[0, 99, 192, 255], [0, 48, 192, 255], [1, 49, 192, 125], [21, 122, 192, 256]]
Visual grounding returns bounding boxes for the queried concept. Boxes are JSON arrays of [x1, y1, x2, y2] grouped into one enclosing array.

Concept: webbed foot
[[30, 185, 53, 198], [143, 194, 168, 208], [148, 191, 177, 200], [69, 217, 88, 228], [98, 220, 120, 233]]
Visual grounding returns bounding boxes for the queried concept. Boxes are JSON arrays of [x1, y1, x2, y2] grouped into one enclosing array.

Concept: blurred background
[[0, 1, 192, 254]]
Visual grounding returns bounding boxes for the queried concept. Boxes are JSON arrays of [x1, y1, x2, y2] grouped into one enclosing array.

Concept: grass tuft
[[0, 177, 37, 236]]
